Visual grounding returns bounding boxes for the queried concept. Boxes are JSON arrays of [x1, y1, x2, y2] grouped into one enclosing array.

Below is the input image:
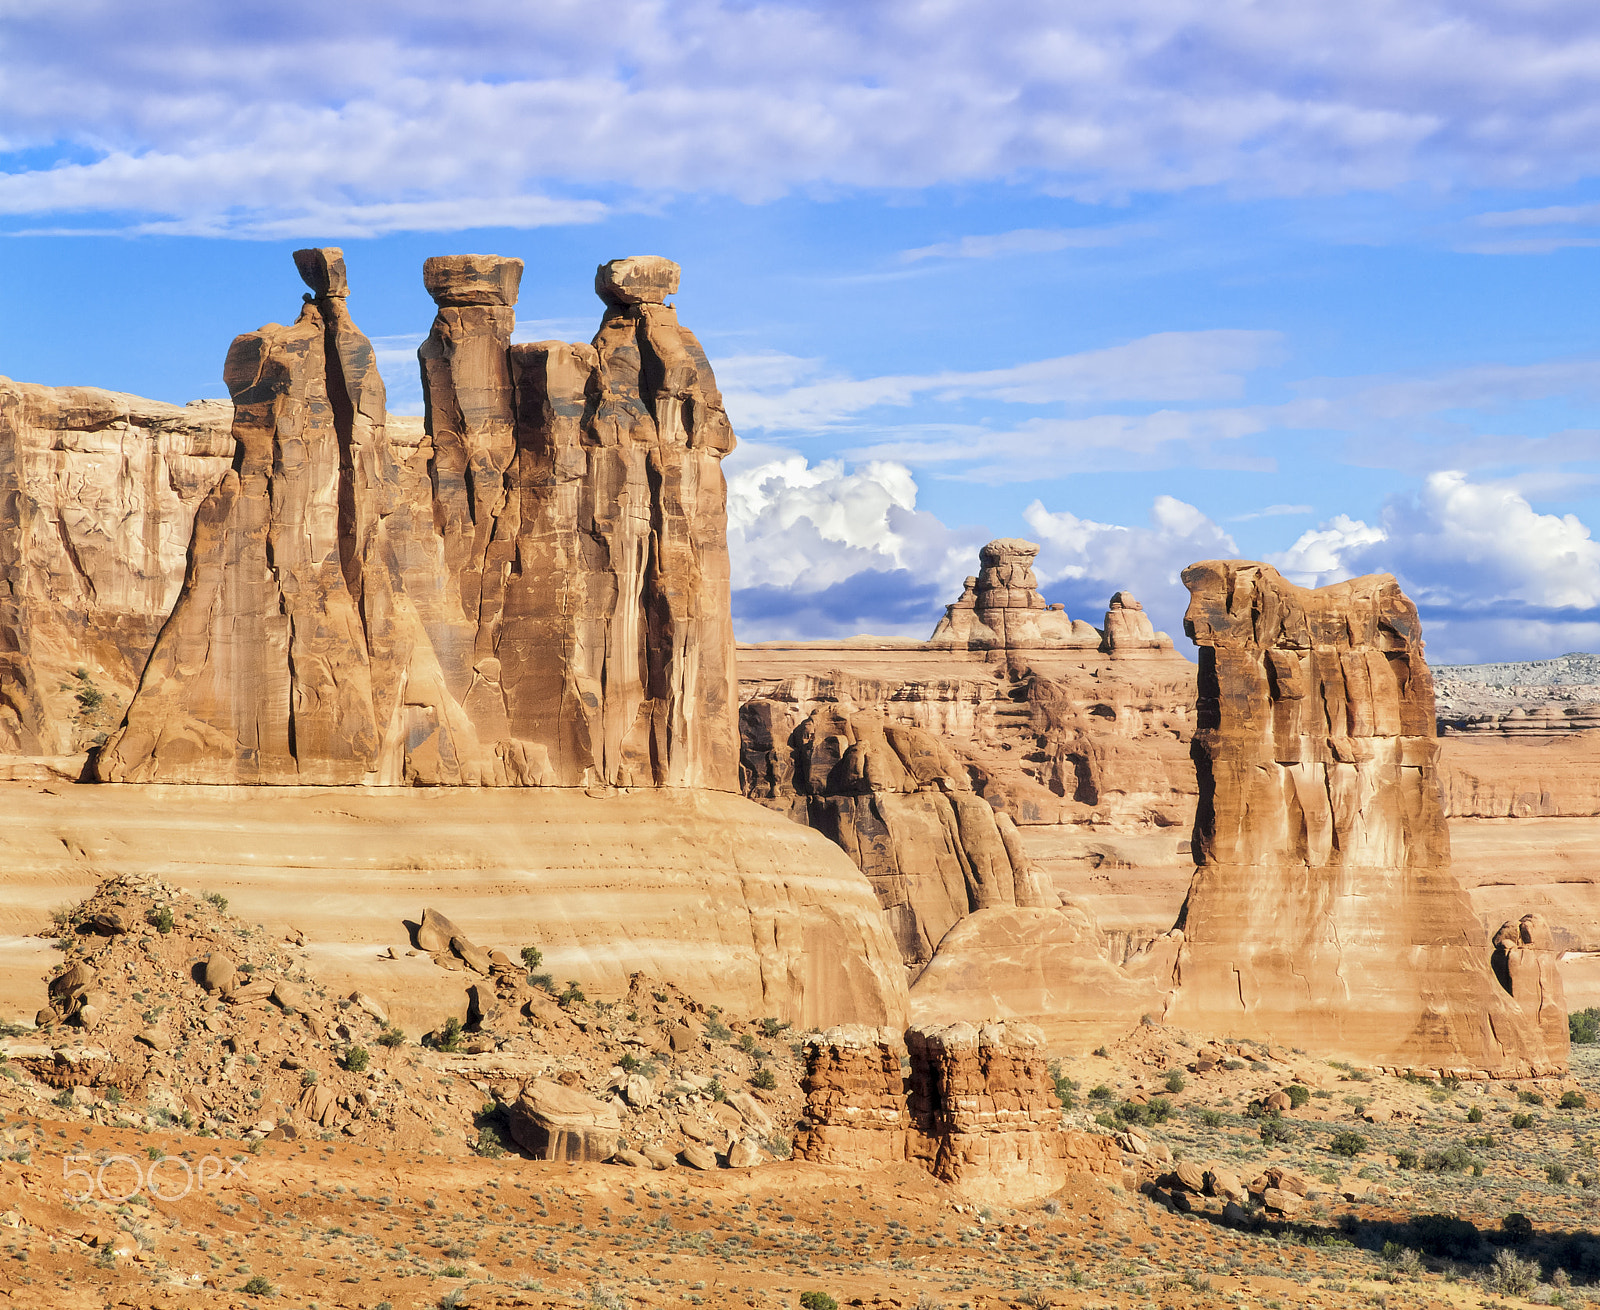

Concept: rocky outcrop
[[930, 539, 1100, 651], [795, 1019, 1117, 1200], [742, 702, 1054, 964], [0, 379, 233, 757], [792, 1026, 910, 1167], [906, 1019, 1118, 1202], [1492, 914, 1570, 1059], [1167, 560, 1562, 1074], [96, 250, 738, 788]]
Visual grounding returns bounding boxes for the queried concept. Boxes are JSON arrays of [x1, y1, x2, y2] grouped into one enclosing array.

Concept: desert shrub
[[1549, 1162, 1572, 1185], [528, 972, 555, 993], [1561, 1090, 1588, 1110], [520, 945, 543, 973], [1088, 1084, 1114, 1103], [1571, 1007, 1600, 1044], [1116, 1098, 1171, 1127], [1260, 1117, 1293, 1145], [1048, 1061, 1078, 1109], [1485, 1248, 1540, 1296], [148, 906, 174, 934], [343, 1047, 369, 1073], [1092, 1046, 1110, 1058], [203, 890, 229, 912], [1520, 1089, 1546, 1106], [376, 1028, 405, 1048], [1503, 1212, 1534, 1242], [434, 1017, 463, 1052], [559, 981, 586, 1007], [1421, 1144, 1480, 1174], [760, 1017, 791, 1038], [1512, 1112, 1537, 1130], [1285, 1084, 1311, 1109], [704, 1013, 733, 1041], [1394, 1148, 1418, 1169], [751, 1067, 777, 1091], [1198, 1108, 1224, 1128], [1329, 1130, 1368, 1158], [707, 1077, 727, 1103], [799, 1293, 839, 1310], [1380, 1242, 1425, 1276], [1466, 1105, 1484, 1123], [73, 668, 104, 713], [241, 1275, 274, 1297]]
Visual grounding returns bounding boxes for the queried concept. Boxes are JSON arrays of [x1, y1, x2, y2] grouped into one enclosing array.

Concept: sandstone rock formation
[[1492, 913, 1570, 1059], [1101, 591, 1174, 658], [794, 1019, 1116, 1200], [906, 1019, 1119, 1202], [0, 378, 232, 758], [792, 1025, 911, 1167], [1167, 560, 1562, 1074], [96, 249, 738, 788], [930, 539, 1100, 651]]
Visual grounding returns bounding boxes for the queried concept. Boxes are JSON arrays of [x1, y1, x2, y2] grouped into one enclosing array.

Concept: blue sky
[[6, 2, 1600, 662]]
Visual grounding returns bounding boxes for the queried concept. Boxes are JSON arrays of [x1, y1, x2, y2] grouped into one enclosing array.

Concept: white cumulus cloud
[[1023, 494, 1238, 639]]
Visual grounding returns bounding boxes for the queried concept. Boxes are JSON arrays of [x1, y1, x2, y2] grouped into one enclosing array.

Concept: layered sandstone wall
[[0, 379, 233, 756], [1167, 559, 1564, 1074]]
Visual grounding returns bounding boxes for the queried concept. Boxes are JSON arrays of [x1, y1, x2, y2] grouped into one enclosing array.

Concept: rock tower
[[1167, 560, 1563, 1074]]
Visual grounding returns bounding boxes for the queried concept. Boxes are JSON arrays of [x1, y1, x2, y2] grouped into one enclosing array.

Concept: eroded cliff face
[[0, 380, 233, 757], [1167, 560, 1563, 1074], [739, 547, 1195, 968], [97, 250, 738, 789]]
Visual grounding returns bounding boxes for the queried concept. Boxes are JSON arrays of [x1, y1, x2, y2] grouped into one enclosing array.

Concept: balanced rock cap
[[595, 256, 680, 307], [423, 254, 524, 307], [293, 248, 348, 298]]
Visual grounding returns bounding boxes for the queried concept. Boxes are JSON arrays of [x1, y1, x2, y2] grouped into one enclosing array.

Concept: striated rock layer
[[792, 1026, 911, 1167], [1167, 560, 1563, 1074], [97, 250, 737, 789], [0, 783, 909, 1034]]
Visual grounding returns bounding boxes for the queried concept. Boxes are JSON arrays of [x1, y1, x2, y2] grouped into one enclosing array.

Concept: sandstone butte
[[0, 249, 1584, 1084]]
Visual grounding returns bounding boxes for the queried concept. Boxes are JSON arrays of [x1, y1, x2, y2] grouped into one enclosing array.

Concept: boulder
[[417, 909, 467, 955], [594, 256, 680, 307], [84, 911, 128, 936], [423, 253, 523, 307], [202, 954, 236, 995], [350, 992, 388, 1025], [505, 1080, 622, 1162], [450, 936, 492, 976], [611, 1149, 653, 1170], [1261, 1187, 1303, 1217], [641, 1144, 676, 1170], [727, 1138, 763, 1169], [1172, 1161, 1206, 1193], [681, 1143, 719, 1171]]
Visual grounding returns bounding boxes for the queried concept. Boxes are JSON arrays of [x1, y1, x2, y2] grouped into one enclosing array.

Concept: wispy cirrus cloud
[[900, 224, 1151, 262]]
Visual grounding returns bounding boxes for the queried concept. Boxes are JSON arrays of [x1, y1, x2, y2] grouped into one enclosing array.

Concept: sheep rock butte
[[97, 249, 738, 788], [930, 539, 1101, 651], [1167, 560, 1563, 1074]]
